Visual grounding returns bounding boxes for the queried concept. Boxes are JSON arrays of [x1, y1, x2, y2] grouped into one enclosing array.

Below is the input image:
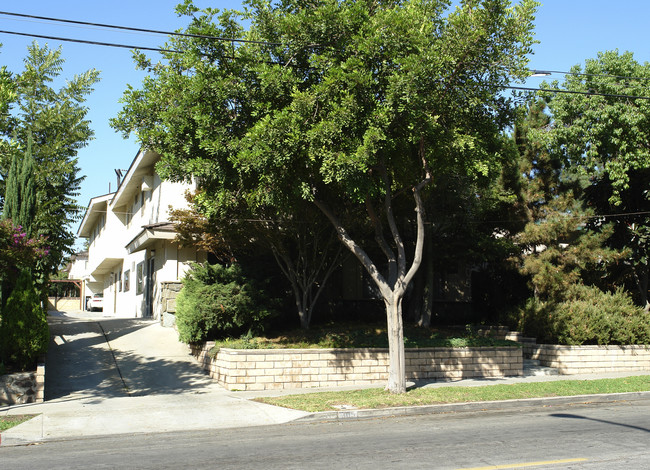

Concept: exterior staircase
[[475, 325, 560, 376], [523, 359, 559, 376]]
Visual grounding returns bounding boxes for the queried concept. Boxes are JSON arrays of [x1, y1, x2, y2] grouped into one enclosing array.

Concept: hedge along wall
[[191, 344, 523, 391], [527, 344, 650, 375]]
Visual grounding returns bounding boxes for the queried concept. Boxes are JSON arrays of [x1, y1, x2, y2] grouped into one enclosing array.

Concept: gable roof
[[77, 193, 114, 237]]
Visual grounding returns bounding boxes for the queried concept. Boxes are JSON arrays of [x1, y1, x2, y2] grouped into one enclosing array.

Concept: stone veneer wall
[[527, 344, 650, 374], [191, 344, 523, 391], [160, 282, 182, 327], [0, 362, 45, 406]]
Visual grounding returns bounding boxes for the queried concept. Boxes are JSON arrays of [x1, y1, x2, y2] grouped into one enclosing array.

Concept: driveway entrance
[[45, 312, 220, 400]]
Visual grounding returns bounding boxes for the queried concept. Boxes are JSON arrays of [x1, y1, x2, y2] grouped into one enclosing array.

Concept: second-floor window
[[136, 262, 144, 295]]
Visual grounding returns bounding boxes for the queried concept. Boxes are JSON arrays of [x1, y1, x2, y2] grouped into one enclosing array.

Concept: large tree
[[0, 43, 99, 277], [541, 51, 650, 310], [113, 0, 537, 393]]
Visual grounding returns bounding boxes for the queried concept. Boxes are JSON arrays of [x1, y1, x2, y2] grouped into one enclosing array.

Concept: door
[[144, 256, 155, 318]]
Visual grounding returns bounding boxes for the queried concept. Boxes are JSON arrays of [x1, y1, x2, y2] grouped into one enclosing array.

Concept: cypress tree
[[18, 136, 36, 238], [2, 134, 36, 237], [2, 149, 19, 223]]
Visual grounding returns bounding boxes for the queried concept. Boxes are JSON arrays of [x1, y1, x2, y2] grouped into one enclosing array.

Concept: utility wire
[[506, 85, 650, 101], [0, 10, 279, 46], [0, 29, 184, 54], [3, 10, 650, 84], [4, 17, 650, 100]]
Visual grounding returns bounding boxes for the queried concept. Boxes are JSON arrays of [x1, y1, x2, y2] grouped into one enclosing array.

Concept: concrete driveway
[[46, 312, 220, 399], [0, 311, 307, 445]]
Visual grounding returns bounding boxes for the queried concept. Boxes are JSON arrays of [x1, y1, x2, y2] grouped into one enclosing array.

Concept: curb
[[291, 391, 650, 423]]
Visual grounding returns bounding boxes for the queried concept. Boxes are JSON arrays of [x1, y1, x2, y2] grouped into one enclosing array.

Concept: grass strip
[[256, 376, 650, 412], [0, 414, 35, 432]]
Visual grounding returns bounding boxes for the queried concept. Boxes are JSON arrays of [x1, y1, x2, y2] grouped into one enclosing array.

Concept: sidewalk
[[1, 310, 649, 446], [1, 311, 308, 446]]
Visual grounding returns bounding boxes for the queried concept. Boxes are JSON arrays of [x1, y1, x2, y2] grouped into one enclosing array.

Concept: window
[[123, 270, 130, 292], [117, 270, 122, 292], [136, 262, 144, 295]]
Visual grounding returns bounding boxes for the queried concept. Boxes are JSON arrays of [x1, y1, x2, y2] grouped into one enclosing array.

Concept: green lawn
[[0, 414, 35, 432], [256, 376, 650, 412]]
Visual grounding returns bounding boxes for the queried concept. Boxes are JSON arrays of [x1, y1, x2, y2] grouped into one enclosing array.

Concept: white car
[[87, 293, 103, 312]]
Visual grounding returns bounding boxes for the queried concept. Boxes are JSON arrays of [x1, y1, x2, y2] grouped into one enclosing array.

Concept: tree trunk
[[418, 224, 434, 327], [385, 295, 406, 393], [295, 290, 311, 330], [632, 264, 650, 312], [313, 152, 431, 395]]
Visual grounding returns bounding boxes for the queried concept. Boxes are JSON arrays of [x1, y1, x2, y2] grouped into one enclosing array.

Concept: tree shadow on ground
[[45, 314, 217, 401], [550, 413, 650, 433]]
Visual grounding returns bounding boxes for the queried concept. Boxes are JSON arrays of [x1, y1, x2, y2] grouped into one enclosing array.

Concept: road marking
[[456, 458, 588, 470]]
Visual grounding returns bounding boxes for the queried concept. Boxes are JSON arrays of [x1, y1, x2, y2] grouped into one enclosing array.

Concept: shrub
[[0, 270, 49, 371], [175, 263, 276, 343], [515, 284, 650, 345]]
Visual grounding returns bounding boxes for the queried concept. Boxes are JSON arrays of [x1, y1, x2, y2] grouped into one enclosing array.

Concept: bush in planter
[[175, 263, 276, 344], [552, 285, 650, 345], [0, 270, 49, 371], [515, 284, 650, 345]]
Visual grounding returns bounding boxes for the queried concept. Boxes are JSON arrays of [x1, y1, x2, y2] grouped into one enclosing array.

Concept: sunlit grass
[[256, 375, 650, 412], [0, 414, 35, 432]]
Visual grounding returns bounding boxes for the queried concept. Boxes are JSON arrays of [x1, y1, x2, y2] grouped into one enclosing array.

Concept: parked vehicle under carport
[[87, 293, 103, 312]]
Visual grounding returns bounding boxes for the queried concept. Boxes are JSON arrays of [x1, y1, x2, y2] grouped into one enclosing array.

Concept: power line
[[506, 85, 650, 101], [0, 10, 280, 46], [4, 10, 650, 85], [0, 29, 184, 54], [4, 16, 650, 100]]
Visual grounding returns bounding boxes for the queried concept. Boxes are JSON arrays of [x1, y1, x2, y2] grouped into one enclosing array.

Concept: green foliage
[[113, 0, 538, 391], [0, 43, 99, 277], [175, 263, 276, 343], [0, 219, 50, 306], [507, 100, 624, 303], [3, 135, 36, 237], [0, 270, 49, 371], [539, 51, 650, 308], [514, 285, 650, 345]]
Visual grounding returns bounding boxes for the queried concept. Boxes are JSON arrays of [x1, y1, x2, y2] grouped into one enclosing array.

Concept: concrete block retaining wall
[[527, 344, 650, 374], [191, 344, 523, 391], [0, 362, 45, 406]]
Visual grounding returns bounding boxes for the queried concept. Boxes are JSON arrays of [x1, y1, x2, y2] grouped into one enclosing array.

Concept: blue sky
[[1, 0, 649, 249]]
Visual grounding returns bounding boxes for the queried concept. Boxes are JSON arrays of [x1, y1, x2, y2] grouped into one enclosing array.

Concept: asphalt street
[[2, 398, 649, 469]]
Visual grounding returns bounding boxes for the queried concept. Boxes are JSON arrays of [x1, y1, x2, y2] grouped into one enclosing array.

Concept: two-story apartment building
[[76, 149, 206, 319]]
